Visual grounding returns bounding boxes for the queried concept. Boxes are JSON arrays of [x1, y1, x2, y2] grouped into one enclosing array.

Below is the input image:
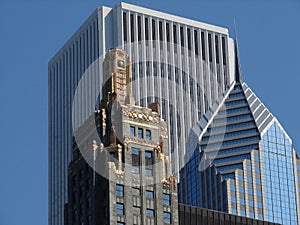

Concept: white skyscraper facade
[[48, 2, 236, 225]]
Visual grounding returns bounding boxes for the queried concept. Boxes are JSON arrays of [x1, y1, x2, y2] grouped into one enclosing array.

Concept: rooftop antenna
[[234, 19, 242, 82]]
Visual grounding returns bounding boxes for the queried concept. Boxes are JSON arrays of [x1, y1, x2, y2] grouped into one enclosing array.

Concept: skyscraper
[[66, 49, 179, 225], [49, 3, 236, 224], [178, 42, 300, 225]]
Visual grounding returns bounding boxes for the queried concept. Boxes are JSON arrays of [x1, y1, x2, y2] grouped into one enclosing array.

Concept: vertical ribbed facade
[[117, 2, 234, 176], [49, 3, 235, 225], [48, 7, 109, 225]]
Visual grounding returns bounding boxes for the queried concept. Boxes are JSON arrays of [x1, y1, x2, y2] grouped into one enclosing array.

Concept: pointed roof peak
[[233, 20, 242, 82]]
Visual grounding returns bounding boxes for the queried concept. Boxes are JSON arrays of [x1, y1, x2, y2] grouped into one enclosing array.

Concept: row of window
[[132, 148, 153, 175], [116, 203, 171, 223], [130, 126, 151, 140], [219, 106, 249, 115], [201, 136, 260, 151], [207, 121, 255, 134], [116, 184, 171, 205], [205, 144, 259, 158], [225, 99, 247, 107], [213, 113, 253, 125], [123, 12, 227, 64], [202, 128, 257, 142]]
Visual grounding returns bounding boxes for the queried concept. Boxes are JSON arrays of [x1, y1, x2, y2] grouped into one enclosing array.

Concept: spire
[[234, 20, 242, 82]]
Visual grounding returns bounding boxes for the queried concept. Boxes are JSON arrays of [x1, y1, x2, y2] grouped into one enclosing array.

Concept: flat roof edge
[[119, 2, 228, 34]]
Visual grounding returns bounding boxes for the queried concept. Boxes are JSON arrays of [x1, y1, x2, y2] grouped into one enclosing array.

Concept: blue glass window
[[239, 187, 244, 193], [163, 193, 171, 205], [249, 200, 254, 207], [146, 129, 151, 140], [145, 151, 153, 176], [248, 188, 253, 195], [116, 184, 124, 197], [132, 148, 140, 173], [230, 184, 236, 191], [130, 126, 135, 136], [225, 99, 247, 107], [238, 175, 244, 181], [257, 202, 263, 208], [116, 203, 124, 215], [240, 198, 245, 205], [231, 197, 236, 203], [229, 92, 244, 98], [146, 190, 154, 199], [249, 212, 254, 218], [163, 212, 171, 224], [202, 136, 259, 151], [146, 209, 154, 217], [117, 223, 125, 225], [255, 167, 260, 173], [138, 128, 143, 138]]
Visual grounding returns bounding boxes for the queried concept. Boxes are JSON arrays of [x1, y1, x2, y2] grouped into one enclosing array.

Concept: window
[[201, 32, 206, 60], [137, 16, 141, 41], [240, 198, 245, 205], [166, 23, 170, 42], [239, 187, 244, 193], [194, 30, 198, 55], [132, 148, 140, 173], [159, 21, 163, 41], [231, 197, 236, 203], [146, 209, 154, 217], [163, 212, 171, 224], [130, 14, 134, 42], [130, 126, 135, 136], [145, 151, 153, 176], [116, 184, 124, 197], [180, 26, 184, 47], [187, 28, 191, 50], [222, 37, 226, 65], [146, 129, 151, 140], [230, 184, 235, 191], [257, 190, 262, 197], [116, 203, 124, 215], [215, 35, 219, 63], [248, 188, 253, 195], [173, 25, 177, 44], [208, 33, 212, 62], [123, 13, 127, 42], [249, 200, 254, 207], [152, 19, 156, 40], [138, 128, 143, 138], [145, 18, 149, 41], [146, 190, 154, 199], [163, 193, 171, 205], [117, 223, 125, 225]]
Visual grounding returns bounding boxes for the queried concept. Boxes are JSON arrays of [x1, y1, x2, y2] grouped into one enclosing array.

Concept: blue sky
[[0, 0, 299, 225]]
